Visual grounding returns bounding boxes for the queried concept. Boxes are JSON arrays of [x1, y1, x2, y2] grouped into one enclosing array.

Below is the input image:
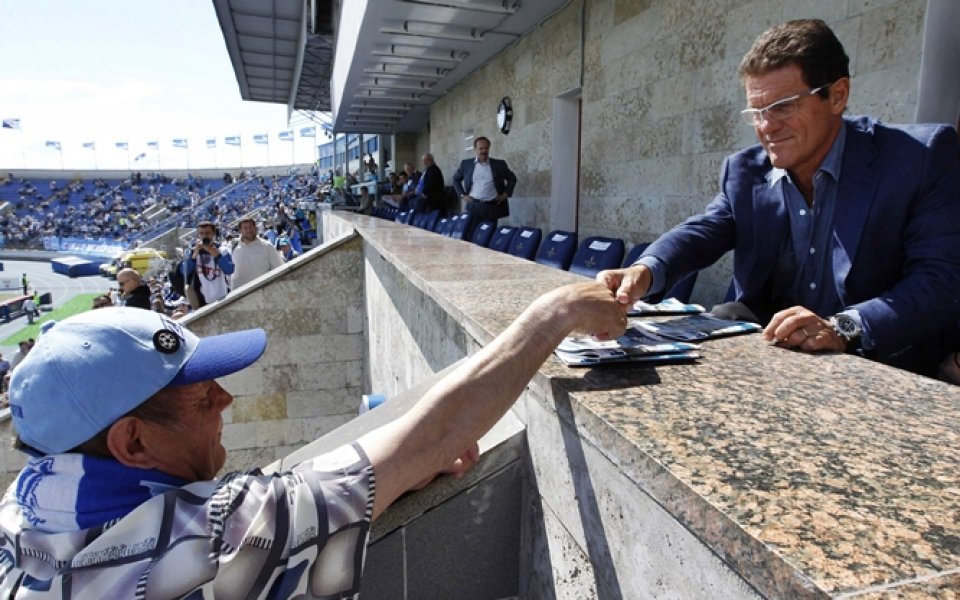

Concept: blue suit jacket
[[453, 158, 517, 219], [644, 116, 960, 375]]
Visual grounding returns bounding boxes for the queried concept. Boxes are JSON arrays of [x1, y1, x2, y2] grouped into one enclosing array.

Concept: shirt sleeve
[[635, 255, 668, 297]]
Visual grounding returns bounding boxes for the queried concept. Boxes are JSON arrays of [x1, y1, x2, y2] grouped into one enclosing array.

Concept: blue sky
[[0, 0, 323, 171]]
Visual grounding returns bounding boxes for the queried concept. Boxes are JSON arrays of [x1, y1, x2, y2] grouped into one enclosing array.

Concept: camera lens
[[202, 238, 212, 245]]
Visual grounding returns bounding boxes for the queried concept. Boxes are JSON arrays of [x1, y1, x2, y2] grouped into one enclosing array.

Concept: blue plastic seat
[[535, 230, 578, 270], [441, 215, 458, 237], [568, 236, 625, 278], [488, 226, 516, 253], [420, 209, 440, 232], [668, 272, 698, 303], [622, 242, 651, 267], [395, 210, 409, 224], [508, 227, 542, 260], [450, 212, 473, 240], [470, 221, 496, 247], [436, 217, 450, 235]]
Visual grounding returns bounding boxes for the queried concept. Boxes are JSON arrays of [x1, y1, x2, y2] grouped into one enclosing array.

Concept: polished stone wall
[[426, 0, 928, 304]]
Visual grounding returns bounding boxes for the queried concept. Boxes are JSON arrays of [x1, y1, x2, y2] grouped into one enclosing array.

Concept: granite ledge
[[326, 212, 960, 598]]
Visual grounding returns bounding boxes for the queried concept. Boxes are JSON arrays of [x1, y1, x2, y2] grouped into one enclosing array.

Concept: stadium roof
[[214, 0, 570, 134]]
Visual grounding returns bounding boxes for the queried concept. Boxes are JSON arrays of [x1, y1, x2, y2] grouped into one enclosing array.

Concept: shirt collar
[[767, 122, 847, 187], [473, 157, 490, 165]]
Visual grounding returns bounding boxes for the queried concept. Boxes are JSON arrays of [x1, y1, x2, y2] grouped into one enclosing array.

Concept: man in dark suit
[[453, 136, 517, 236], [598, 19, 960, 377], [413, 153, 445, 214]]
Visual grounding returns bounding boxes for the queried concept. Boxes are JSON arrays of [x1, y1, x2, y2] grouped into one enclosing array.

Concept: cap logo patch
[[153, 330, 180, 354]]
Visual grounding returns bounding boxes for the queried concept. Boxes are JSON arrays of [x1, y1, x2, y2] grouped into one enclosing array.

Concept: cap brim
[[169, 328, 267, 386]]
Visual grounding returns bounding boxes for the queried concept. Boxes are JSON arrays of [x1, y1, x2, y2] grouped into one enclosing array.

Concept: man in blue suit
[[453, 136, 517, 237], [598, 19, 960, 377]]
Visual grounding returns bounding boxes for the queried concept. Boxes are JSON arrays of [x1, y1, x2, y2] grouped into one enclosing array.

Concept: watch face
[[836, 314, 861, 337]]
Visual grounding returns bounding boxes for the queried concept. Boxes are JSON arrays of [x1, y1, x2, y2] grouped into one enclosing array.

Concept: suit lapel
[[750, 179, 789, 279], [832, 123, 880, 288]]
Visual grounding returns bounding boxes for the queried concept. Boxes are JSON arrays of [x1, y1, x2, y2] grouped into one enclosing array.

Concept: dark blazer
[[642, 116, 960, 375], [453, 158, 517, 219], [420, 163, 445, 212]]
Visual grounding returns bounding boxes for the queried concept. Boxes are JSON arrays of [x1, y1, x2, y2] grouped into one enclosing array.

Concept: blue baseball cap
[[9, 307, 267, 455]]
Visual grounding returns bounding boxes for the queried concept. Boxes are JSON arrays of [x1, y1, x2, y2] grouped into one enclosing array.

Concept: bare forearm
[[360, 283, 623, 518]]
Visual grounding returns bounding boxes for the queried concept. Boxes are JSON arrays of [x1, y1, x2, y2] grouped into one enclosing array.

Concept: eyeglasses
[[740, 82, 834, 126]]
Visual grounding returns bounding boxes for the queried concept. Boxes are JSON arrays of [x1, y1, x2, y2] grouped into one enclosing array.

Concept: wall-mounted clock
[[497, 97, 513, 134]]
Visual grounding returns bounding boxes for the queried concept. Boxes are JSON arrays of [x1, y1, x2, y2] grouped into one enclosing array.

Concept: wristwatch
[[828, 313, 862, 343]]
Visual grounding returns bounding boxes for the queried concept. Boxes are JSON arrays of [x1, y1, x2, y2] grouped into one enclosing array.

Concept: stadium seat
[[404, 210, 416, 225], [488, 226, 516, 253], [450, 212, 473, 240], [622, 242, 651, 267], [435, 217, 450, 235], [470, 221, 496, 247], [442, 215, 458, 237], [568, 236, 625, 278], [535, 230, 578, 270], [508, 227, 541, 260], [395, 210, 409, 224], [420, 209, 440, 232], [668, 272, 698, 303]]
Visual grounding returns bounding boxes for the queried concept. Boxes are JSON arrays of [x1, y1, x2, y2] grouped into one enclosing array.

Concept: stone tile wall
[[426, 0, 928, 304], [184, 233, 367, 474]]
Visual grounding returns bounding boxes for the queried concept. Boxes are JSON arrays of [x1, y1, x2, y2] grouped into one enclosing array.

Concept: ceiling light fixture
[[398, 0, 518, 15], [381, 20, 484, 42]]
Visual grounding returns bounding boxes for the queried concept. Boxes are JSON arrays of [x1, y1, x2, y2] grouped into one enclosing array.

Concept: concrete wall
[[426, 0, 929, 304], [183, 233, 367, 473]]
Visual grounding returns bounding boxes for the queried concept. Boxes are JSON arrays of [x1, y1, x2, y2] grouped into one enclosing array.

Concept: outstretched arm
[[358, 282, 626, 519]]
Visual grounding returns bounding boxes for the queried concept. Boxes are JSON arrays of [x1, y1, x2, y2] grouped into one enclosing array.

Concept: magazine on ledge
[[628, 297, 705, 316], [635, 313, 762, 341], [555, 325, 700, 367]]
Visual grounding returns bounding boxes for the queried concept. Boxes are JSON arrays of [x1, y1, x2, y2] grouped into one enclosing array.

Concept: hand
[[937, 352, 960, 385], [410, 443, 480, 490], [595, 265, 652, 307], [495, 192, 507, 204], [542, 282, 628, 341], [763, 306, 846, 352], [462, 194, 473, 203]]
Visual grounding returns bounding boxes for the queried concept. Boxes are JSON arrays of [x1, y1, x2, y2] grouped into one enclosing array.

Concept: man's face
[[117, 273, 138, 294], [744, 65, 846, 183], [143, 380, 233, 481], [197, 225, 216, 242], [239, 221, 257, 242], [404, 164, 415, 176], [474, 140, 490, 163]]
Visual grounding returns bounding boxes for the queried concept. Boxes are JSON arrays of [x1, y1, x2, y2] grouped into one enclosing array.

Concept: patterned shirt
[[0, 443, 375, 599]]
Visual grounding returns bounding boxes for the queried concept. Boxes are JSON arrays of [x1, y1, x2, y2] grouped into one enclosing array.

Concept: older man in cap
[[0, 281, 624, 597]]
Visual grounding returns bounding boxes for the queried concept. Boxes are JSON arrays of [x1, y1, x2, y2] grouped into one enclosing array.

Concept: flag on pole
[[206, 138, 216, 149], [2, 118, 21, 130], [147, 141, 159, 149], [172, 139, 188, 149], [225, 136, 241, 146], [134, 152, 147, 162], [45, 141, 61, 150], [82, 142, 96, 150], [278, 130, 294, 141], [116, 142, 128, 149], [299, 126, 316, 138], [252, 134, 268, 145]]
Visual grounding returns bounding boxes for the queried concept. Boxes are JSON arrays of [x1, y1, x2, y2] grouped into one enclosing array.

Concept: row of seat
[[369, 206, 698, 302]]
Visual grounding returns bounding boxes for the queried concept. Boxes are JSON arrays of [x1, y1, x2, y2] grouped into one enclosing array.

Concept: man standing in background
[[231, 218, 285, 289], [454, 136, 517, 237]]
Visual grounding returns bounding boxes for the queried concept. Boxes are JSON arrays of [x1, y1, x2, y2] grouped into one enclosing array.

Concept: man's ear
[[105, 417, 161, 470], [829, 77, 850, 115]]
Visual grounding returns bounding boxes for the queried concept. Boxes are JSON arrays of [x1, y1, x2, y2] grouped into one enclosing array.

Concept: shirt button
[[809, 282, 817, 290], [809, 247, 816, 254], [799, 209, 807, 216]]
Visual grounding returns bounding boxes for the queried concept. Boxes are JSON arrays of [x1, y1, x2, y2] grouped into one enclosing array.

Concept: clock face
[[497, 97, 512, 134]]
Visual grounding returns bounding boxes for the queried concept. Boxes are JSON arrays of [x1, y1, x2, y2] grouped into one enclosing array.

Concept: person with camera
[[181, 221, 234, 309]]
